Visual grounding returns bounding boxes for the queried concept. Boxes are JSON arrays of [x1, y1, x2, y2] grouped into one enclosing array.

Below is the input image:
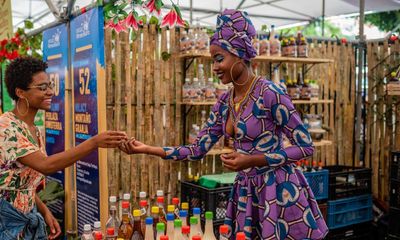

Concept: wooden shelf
[[180, 99, 333, 106], [179, 52, 333, 64], [313, 140, 333, 147], [207, 148, 234, 156]]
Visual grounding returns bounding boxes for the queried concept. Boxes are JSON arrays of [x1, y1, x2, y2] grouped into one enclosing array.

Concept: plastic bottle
[[182, 226, 190, 240], [81, 224, 94, 240], [156, 223, 166, 240], [93, 221, 103, 239], [173, 219, 185, 240], [191, 78, 202, 102], [270, 35, 281, 56], [123, 193, 134, 224], [236, 232, 245, 240], [131, 209, 145, 240], [187, 29, 195, 53], [166, 213, 175, 239], [196, 29, 209, 53], [189, 217, 202, 239], [318, 161, 324, 171], [172, 198, 180, 219], [119, 201, 133, 239], [259, 37, 270, 56], [202, 212, 216, 240], [140, 200, 148, 234], [168, 205, 175, 214], [181, 202, 189, 212], [288, 37, 297, 57], [198, 64, 206, 101], [218, 225, 228, 240], [106, 196, 120, 239], [273, 68, 280, 85], [157, 196, 167, 225], [180, 31, 189, 53], [269, 25, 275, 41], [192, 208, 202, 236], [144, 217, 154, 240], [182, 78, 192, 102], [106, 228, 117, 240], [152, 206, 160, 229], [188, 124, 198, 144], [179, 210, 188, 227], [205, 78, 216, 102], [311, 161, 317, 172]]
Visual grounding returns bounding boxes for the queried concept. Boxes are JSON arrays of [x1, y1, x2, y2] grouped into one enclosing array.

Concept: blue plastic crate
[[327, 194, 372, 229], [304, 169, 329, 200]]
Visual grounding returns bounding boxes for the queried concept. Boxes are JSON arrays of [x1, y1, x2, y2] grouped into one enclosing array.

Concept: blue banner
[[71, 7, 105, 234], [43, 23, 68, 236]]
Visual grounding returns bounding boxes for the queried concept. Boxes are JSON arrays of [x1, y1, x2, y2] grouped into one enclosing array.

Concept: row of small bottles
[[180, 27, 209, 54], [274, 68, 319, 100], [296, 159, 324, 172]]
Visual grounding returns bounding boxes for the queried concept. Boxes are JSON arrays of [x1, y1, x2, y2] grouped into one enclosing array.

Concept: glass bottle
[[81, 224, 94, 240], [139, 200, 148, 234], [123, 193, 134, 224], [106, 228, 117, 240], [118, 201, 133, 240], [152, 206, 160, 229], [131, 210, 144, 240], [93, 221, 103, 239], [157, 196, 167, 225], [172, 198, 180, 219], [106, 196, 120, 239], [202, 212, 216, 240]]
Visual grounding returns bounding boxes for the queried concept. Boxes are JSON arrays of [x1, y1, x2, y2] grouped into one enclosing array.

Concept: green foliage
[[365, 10, 400, 33], [37, 180, 65, 205], [279, 20, 344, 38]]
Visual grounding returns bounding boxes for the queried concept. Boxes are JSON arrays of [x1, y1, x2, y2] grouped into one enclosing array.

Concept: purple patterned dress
[[163, 78, 329, 239]]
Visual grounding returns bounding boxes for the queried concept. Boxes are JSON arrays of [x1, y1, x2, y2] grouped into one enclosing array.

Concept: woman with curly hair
[[0, 57, 127, 239]]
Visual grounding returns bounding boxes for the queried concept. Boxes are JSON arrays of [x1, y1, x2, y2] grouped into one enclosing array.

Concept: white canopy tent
[[11, 0, 400, 32]]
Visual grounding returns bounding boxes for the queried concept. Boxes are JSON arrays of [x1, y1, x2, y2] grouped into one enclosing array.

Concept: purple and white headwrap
[[210, 9, 257, 62]]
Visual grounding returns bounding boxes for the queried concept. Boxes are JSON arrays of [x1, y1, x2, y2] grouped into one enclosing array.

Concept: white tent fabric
[[11, 0, 400, 31]]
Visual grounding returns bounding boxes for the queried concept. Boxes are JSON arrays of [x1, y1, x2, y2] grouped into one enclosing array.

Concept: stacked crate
[[389, 151, 400, 239], [324, 166, 373, 239]]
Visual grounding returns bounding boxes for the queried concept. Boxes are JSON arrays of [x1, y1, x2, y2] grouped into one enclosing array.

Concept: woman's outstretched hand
[[92, 131, 128, 148], [119, 138, 148, 154], [221, 152, 268, 171]]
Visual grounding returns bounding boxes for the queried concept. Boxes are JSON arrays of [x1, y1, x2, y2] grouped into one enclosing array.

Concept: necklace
[[231, 75, 258, 112]]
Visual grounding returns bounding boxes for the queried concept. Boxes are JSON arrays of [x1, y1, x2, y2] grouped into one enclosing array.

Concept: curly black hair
[[5, 57, 48, 100]]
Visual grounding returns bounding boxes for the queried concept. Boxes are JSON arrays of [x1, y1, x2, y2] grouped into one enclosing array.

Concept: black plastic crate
[[180, 181, 232, 221], [389, 207, 400, 237], [325, 222, 373, 240], [390, 179, 400, 209], [390, 151, 400, 180], [324, 166, 371, 200]]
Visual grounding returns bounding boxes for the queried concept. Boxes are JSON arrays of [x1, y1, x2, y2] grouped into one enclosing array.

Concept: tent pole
[[189, 0, 193, 24], [322, 0, 325, 36], [355, 0, 365, 165]]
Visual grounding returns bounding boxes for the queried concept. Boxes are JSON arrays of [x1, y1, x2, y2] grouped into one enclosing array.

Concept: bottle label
[[298, 45, 308, 57]]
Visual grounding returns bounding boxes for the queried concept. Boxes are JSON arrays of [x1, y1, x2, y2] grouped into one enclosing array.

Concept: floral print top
[[0, 112, 45, 213]]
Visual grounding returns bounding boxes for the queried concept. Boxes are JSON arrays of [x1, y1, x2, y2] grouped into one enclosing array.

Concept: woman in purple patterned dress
[[121, 9, 328, 240]]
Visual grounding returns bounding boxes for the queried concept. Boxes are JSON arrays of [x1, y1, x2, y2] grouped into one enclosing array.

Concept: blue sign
[[43, 23, 68, 235], [71, 7, 105, 234]]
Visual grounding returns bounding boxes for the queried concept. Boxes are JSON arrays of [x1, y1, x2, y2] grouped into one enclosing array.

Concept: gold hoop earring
[[17, 97, 29, 116], [230, 60, 250, 86]]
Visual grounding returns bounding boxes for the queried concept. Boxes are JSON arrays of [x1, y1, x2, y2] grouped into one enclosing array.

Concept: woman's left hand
[[220, 152, 252, 171], [43, 209, 61, 239]]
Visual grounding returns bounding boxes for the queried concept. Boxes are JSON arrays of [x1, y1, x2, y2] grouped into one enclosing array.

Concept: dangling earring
[[230, 60, 250, 86], [17, 97, 29, 116]]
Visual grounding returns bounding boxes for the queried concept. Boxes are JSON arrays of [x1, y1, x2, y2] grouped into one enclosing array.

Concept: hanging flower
[[144, 0, 163, 16], [160, 4, 185, 28], [114, 20, 127, 33], [125, 11, 139, 31]]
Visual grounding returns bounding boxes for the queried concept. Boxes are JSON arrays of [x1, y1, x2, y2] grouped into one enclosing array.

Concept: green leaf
[[149, 16, 159, 25], [24, 20, 33, 29], [131, 30, 138, 41], [155, 0, 164, 10], [139, 15, 147, 25], [118, 3, 129, 10], [173, 4, 182, 18], [161, 51, 171, 61]]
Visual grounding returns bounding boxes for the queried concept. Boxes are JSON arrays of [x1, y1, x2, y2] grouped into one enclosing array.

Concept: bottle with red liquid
[[157, 196, 167, 225], [172, 198, 180, 218], [218, 225, 229, 240]]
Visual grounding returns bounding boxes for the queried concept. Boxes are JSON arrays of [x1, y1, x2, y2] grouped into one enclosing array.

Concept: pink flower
[[161, 5, 185, 28], [144, 0, 163, 16], [125, 12, 139, 31], [105, 19, 127, 33]]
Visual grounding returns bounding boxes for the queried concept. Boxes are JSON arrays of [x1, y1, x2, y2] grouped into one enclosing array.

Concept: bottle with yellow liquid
[[131, 210, 144, 240], [118, 201, 133, 240]]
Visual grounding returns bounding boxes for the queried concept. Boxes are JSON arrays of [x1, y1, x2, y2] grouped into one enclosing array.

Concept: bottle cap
[[123, 193, 130, 200], [219, 225, 228, 234], [156, 222, 165, 231], [109, 196, 117, 203], [190, 216, 198, 225], [122, 201, 130, 209], [172, 198, 180, 205], [152, 206, 160, 214], [236, 232, 246, 240], [167, 205, 175, 212], [83, 224, 91, 231], [208, 77, 213, 82], [179, 210, 188, 218], [145, 217, 153, 225], [193, 77, 199, 82], [198, 64, 203, 68], [193, 208, 201, 215], [167, 213, 175, 221], [106, 228, 115, 236], [188, 174, 193, 180], [93, 221, 101, 228], [182, 225, 190, 234], [185, 78, 190, 82], [140, 200, 148, 207], [139, 191, 146, 198], [192, 236, 201, 240], [160, 236, 169, 240], [205, 211, 213, 220], [157, 196, 164, 203], [181, 202, 189, 210], [194, 176, 199, 181], [174, 219, 182, 227], [157, 190, 164, 197], [133, 209, 141, 217]]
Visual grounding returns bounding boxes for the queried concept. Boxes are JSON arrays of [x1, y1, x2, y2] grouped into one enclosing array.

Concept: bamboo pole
[[114, 32, 122, 196]]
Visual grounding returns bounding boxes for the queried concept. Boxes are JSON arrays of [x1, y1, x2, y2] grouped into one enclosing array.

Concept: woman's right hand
[[119, 138, 148, 154], [92, 131, 128, 148]]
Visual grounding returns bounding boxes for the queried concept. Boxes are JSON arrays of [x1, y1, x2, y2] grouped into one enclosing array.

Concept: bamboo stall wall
[[106, 25, 395, 201]]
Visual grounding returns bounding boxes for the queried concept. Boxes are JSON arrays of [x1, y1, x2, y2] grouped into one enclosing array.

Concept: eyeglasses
[[27, 82, 55, 91]]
